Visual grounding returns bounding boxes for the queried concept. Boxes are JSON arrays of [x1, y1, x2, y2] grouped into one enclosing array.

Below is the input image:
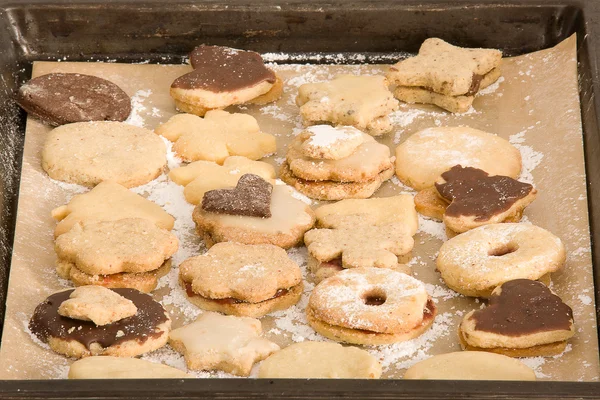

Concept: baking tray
[[1, 0, 600, 398]]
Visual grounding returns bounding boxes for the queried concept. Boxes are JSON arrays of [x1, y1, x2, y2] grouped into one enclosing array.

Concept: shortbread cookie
[[202, 174, 273, 218], [16, 73, 131, 126], [395, 127, 521, 190], [296, 75, 399, 136], [42, 121, 166, 188], [307, 255, 411, 284], [169, 311, 279, 376], [58, 286, 137, 326], [403, 351, 536, 380], [155, 111, 276, 163], [51, 181, 175, 237], [414, 186, 448, 220], [29, 287, 170, 358], [169, 156, 276, 205], [69, 356, 192, 379], [298, 125, 364, 160], [436, 223, 566, 297], [180, 242, 303, 317], [258, 341, 382, 379], [459, 279, 575, 357], [193, 182, 315, 249]]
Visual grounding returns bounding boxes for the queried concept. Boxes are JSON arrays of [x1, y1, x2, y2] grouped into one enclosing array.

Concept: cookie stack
[[280, 125, 394, 201]]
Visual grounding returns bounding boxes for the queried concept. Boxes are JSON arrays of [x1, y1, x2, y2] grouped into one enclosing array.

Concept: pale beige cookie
[[169, 312, 279, 376], [386, 38, 502, 96], [193, 184, 315, 249], [69, 356, 192, 379], [307, 267, 435, 345], [174, 99, 211, 117], [169, 156, 276, 205], [42, 121, 166, 188], [403, 351, 536, 380], [179, 242, 302, 318], [296, 74, 399, 136], [298, 125, 364, 160], [52, 181, 174, 237], [395, 127, 522, 190], [58, 285, 137, 326], [414, 187, 447, 220], [258, 341, 382, 379], [436, 223, 566, 297], [155, 110, 276, 163], [307, 254, 411, 284]]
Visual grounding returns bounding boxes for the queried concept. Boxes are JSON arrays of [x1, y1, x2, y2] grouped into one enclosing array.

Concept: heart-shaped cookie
[[201, 174, 273, 218]]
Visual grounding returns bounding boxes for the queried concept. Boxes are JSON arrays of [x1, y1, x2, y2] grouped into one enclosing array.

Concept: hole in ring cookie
[[488, 243, 519, 257], [362, 290, 387, 306]]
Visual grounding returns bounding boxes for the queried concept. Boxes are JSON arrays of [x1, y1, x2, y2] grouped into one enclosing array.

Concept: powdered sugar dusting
[[509, 131, 544, 184], [305, 125, 362, 147], [125, 89, 152, 128]]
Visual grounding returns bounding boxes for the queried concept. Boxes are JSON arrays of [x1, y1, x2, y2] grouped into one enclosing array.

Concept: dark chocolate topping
[[466, 73, 484, 96], [435, 165, 534, 222], [172, 45, 275, 92], [470, 279, 573, 336], [184, 281, 288, 304], [201, 173, 273, 218], [28, 288, 168, 349], [16, 73, 131, 126]]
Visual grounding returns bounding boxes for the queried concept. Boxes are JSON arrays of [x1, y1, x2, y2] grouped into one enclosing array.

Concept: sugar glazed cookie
[[69, 356, 192, 379], [305, 195, 417, 283], [459, 279, 575, 357], [307, 267, 435, 345], [179, 242, 303, 318], [415, 165, 537, 233], [436, 223, 565, 297], [155, 111, 276, 163], [16, 73, 131, 126], [387, 38, 502, 113], [42, 121, 166, 188], [395, 127, 521, 190], [169, 156, 276, 205], [403, 351, 536, 380], [55, 218, 179, 293], [193, 174, 315, 249], [169, 311, 279, 376], [51, 181, 175, 237], [29, 286, 170, 358], [280, 125, 394, 201], [258, 341, 382, 379], [170, 45, 282, 115], [296, 75, 399, 136]]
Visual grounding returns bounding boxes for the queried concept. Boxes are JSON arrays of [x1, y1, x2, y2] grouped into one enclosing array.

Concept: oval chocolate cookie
[[16, 73, 131, 126]]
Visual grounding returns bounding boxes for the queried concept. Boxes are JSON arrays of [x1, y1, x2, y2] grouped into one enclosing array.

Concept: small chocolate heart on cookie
[[202, 174, 273, 218]]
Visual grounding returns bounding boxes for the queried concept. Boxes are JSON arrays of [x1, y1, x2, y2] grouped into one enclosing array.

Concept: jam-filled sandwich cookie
[[28, 285, 170, 358], [179, 242, 303, 318], [305, 195, 417, 283], [459, 279, 575, 357], [307, 267, 435, 345], [280, 125, 394, 201], [16, 73, 131, 126], [155, 110, 276, 163], [169, 311, 279, 376], [386, 38, 502, 113], [296, 75, 399, 136], [395, 126, 521, 190], [415, 165, 537, 233], [436, 223, 565, 297], [170, 45, 283, 116], [193, 174, 315, 249], [55, 218, 178, 293]]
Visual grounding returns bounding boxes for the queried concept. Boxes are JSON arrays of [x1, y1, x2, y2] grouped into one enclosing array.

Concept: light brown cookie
[[459, 279, 574, 357], [298, 125, 365, 160], [169, 311, 279, 376], [155, 110, 276, 163], [296, 75, 399, 136], [307, 254, 411, 284], [58, 285, 137, 326], [414, 186, 447, 220], [69, 356, 192, 379], [179, 242, 302, 318], [42, 121, 166, 188]]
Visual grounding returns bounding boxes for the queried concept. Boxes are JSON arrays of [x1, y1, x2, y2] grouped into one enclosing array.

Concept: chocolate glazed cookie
[[17, 73, 131, 126]]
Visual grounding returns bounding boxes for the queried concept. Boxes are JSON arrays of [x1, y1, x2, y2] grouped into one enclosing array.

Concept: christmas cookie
[[69, 356, 192, 379]]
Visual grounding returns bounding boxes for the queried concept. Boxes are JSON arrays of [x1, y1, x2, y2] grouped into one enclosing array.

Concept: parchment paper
[[0, 35, 597, 381]]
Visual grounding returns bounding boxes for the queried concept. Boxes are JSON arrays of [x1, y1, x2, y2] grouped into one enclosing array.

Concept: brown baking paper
[[0, 35, 597, 381]]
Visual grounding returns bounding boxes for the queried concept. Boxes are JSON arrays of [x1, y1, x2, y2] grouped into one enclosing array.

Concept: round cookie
[[258, 341, 382, 379], [28, 288, 170, 358], [403, 351, 536, 380], [16, 73, 131, 126], [69, 356, 192, 379], [436, 223, 566, 297], [42, 121, 166, 188], [395, 127, 521, 190]]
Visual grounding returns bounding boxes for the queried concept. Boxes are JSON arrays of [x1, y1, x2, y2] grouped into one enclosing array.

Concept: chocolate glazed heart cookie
[[459, 279, 575, 357], [202, 174, 273, 218]]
